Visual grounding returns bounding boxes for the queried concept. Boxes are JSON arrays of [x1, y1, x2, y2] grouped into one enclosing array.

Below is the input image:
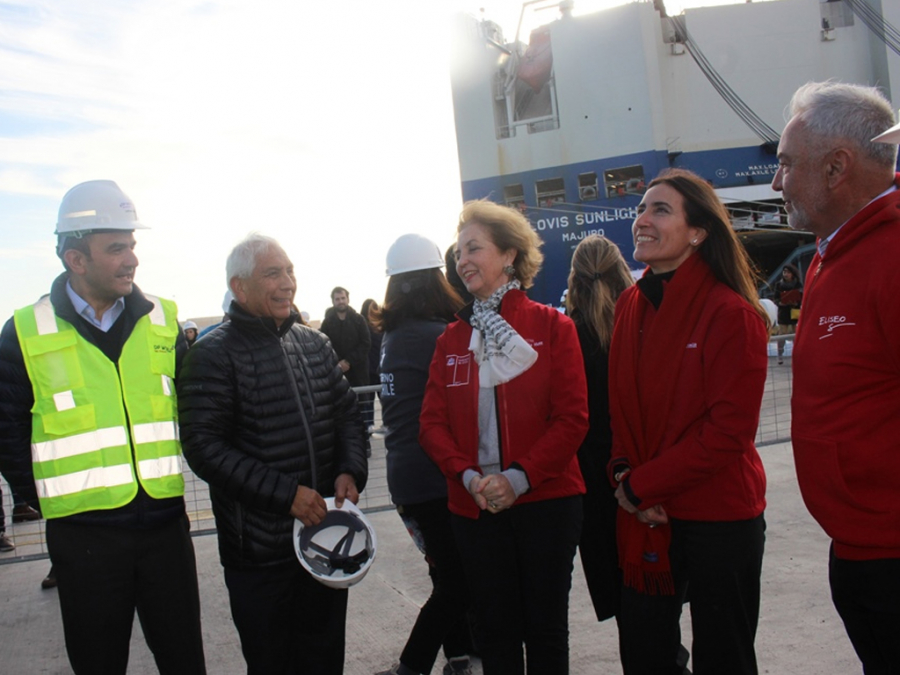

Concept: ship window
[[820, 0, 853, 29], [604, 165, 645, 198], [535, 177, 565, 207], [503, 184, 525, 208], [493, 28, 560, 139], [578, 172, 599, 201]]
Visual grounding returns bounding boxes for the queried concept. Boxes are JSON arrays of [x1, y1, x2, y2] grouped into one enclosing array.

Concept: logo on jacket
[[154, 343, 174, 353], [446, 354, 471, 387], [817, 315, 856, 339]]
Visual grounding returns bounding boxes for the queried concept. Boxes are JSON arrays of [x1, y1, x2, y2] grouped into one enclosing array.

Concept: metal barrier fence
[[0, 338, 794, 564]]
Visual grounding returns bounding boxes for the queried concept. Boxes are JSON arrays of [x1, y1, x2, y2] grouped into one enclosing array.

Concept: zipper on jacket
[[116, 361, 146, 524], [494, 383, 505, 469], [281, 338, 318, 492]]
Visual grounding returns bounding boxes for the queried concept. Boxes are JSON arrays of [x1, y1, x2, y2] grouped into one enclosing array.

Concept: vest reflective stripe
[[36, 464, 134, 499], [138, 455, 183, 480], [15, 293, 185, 519], [132, 421, 179, 445], [34, 296, 58, 335], [53, 390, 76, 411], [33, 426, 128, 463], [145, 295, 167, 326]]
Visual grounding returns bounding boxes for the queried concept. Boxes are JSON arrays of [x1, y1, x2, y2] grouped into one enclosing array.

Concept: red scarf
[[609, 253, 716, 594]]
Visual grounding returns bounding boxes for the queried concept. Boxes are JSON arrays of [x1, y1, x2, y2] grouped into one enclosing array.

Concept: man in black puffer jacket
[[177, 233, 368, 675]]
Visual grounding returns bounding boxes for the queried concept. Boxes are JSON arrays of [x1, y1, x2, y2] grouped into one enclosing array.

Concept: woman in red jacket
[[609, 169, 770, 675], [420, 199, 589, 675]]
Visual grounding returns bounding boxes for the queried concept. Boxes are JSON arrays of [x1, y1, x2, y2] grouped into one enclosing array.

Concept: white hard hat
[[872, 119, 900, 144], [56, 180, 148, 235], [385, 234, 444, 276], [294, 498, 377, 589], [760, 298, 778, 327], [183, 321, 198, 331]]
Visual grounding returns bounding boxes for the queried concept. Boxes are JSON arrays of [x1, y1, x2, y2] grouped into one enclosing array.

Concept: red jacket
[[792, 179, 900, 561], [610, 277, 768, 521], [419, 290, 588, 519]]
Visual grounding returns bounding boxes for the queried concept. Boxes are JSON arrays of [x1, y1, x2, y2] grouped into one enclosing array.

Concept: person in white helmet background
[[373, 234, 474, 675], [183, 320, 199, 348], [0, 180, 207, 674], [177, 233, 368, 675]]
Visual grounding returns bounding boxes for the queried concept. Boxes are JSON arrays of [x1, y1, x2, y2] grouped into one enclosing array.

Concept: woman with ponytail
[[566, 235, 634, 626]]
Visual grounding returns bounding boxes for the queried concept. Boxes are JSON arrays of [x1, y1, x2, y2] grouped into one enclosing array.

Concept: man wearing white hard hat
[[772, 82, 900, 674], [0, 180, 206, 673], [177, 233, 368, 675]]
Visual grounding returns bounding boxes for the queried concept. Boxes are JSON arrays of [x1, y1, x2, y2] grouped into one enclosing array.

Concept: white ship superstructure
[[450, 0, 900, 303]]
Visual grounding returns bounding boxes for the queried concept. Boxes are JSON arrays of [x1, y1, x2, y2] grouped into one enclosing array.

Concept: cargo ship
[[449, 0, 900, 303]]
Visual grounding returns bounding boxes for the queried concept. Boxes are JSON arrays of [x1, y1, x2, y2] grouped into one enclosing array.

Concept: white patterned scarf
[[469, 280, 538, 388]]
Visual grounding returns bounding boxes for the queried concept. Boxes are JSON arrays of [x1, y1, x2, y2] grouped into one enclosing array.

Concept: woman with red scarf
[[609, 169, 769, 675]]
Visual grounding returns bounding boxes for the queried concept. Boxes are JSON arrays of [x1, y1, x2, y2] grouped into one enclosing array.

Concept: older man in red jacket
[[773, 81, 900, 675]]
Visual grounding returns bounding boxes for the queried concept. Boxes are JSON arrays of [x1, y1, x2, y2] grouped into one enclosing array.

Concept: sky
[[0, 0, 744, 323]]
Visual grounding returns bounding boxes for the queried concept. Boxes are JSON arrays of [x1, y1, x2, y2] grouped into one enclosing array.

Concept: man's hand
[[338, 359, 350, 373], [290, 486, 327, 526], [334, 473, 359, 508]]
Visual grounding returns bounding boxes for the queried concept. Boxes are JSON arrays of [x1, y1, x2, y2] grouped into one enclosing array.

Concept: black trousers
[[452, 495, 583, 675], [224, 560, 348, 675], [397, 499, 472, 673], [830, 546, 900, 675], [46, 515, 206, 675], [618, 515, 766, 675]]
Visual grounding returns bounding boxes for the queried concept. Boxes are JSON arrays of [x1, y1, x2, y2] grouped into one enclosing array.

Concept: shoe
[[443, 657, 473, 675], [777, 356, 784, 365], [374, 665, 401, 675], [12, 504, 40, 523], [0, 534, 15, 552], [41, 567, 57, 590]]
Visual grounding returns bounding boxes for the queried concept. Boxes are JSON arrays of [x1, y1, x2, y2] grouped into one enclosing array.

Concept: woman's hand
[[636, 504, 669, 527], [615, 482, 638, 514], [469, 473, 515, 513], [616, 483, 669, 527]]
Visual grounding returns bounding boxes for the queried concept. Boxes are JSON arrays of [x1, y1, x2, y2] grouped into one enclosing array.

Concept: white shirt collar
[[66, 280, 125, 332]]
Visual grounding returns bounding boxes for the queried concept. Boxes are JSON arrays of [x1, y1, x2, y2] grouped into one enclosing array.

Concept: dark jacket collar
[[323, 305, 360, 322], [228, 301, 298, 339], [636, 269, 676, 310]]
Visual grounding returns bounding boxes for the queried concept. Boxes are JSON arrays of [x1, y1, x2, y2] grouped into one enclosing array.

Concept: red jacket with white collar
[[792, 177, 900, 561], [419, 290, 588, 519]]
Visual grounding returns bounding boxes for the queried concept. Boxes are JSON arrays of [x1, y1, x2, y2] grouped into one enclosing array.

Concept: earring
[[691, 239, 698, 245], [503, 265, 516, 277]]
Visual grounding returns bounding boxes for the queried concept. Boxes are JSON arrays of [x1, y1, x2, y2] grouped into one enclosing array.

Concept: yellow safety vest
[[14, 294, 185, 519]]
